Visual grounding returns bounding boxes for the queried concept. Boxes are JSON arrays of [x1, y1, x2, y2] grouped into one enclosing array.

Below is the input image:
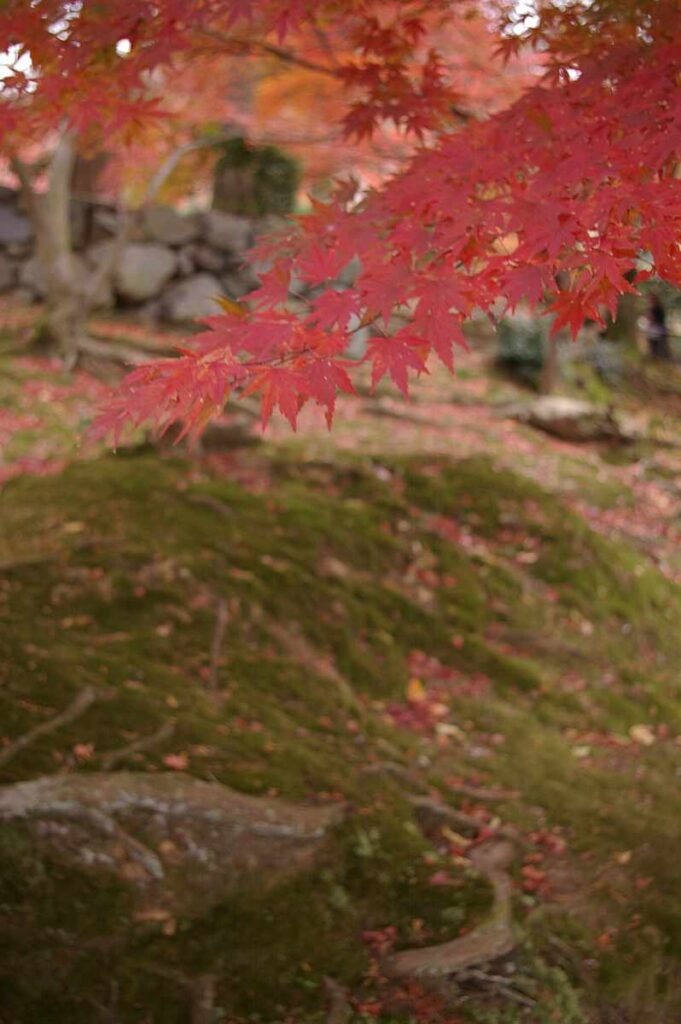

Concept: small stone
[[0, 253, 17, 292], [143, 204, 201, 247], [115, 242, 176, 302], [161, 273, 223, 323], [202, 210, 253, 253], [187, 244, 225, 273], [0, 205, 33, 246]]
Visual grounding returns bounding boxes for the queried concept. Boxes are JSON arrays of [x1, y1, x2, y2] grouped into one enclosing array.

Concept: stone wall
[[0, 187, 264, 324]]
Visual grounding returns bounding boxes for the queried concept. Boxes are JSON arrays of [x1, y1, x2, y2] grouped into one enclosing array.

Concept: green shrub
[[495, 314, 549, 387]]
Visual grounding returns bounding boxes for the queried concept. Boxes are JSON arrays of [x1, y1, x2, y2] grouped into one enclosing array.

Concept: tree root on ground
[[0, 772, 346, 915], [0, 687, 98, 770], [99, 719, 176, 770], [384, 838, 517, 979]]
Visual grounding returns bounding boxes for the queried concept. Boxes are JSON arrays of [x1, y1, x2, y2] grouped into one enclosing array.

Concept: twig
[[267, 620, 362, 712], [143, 132, 241, 207], [209, 598, 230, 693], [0, 687, 97, 769], [196, 26, 337, 77], [100, 719, 176, 771], [444, 783, 520, 802]]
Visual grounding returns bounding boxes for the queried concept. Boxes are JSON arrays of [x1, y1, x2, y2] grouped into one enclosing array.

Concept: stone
[[0, 253, 17, 292], [174, 247, 195, 277], [513, 396, 635, 442], [143, 204, 201, 247], [90, 204, 120, 242], [202, 209, 253, 253], [0, 205, 33, 246], [5, 241, 31, 259], [115, 242, 176, 302], [162, 273, 223, 323], [221, 268, 258, 299], [187, 243, 225, 273], [83, 239, 115, 270], [18, 255, 48, 297], [0, 772, 344, 916]]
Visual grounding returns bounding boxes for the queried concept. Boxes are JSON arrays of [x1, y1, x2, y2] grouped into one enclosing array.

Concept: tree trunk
[[602, 289, 640, 348], [32, 133, 89, 362]]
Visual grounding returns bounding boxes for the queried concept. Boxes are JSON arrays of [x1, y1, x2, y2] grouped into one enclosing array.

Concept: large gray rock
[[0, 253, 16, 292], [143, 204, 201, 247], [162, 273, 223, 323], [515, 396, 640, 442], [202, 209, 253, 253], [115, 242, 176, 302], [0, 205, 32, 246]]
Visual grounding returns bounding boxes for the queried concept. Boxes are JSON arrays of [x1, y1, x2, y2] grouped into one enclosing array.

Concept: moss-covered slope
[[1, 451, 680, 1023]]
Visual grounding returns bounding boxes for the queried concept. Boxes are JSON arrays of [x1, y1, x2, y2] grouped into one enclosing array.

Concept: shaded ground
[[1, 311, 681, 1023]]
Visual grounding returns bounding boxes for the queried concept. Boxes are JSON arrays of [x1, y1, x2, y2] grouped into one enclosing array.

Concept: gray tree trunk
[[30, 133, 88, 362]]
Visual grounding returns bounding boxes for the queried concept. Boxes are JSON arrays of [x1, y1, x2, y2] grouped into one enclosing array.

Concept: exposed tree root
[[384, 839, 517, 979], [0, 772, 346, 915]]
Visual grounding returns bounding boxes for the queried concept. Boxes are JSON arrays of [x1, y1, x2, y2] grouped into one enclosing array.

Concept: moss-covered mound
[[1, 451, 680, 1023]]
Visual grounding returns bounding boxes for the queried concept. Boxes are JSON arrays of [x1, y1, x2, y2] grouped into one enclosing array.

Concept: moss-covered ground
[[1, 334, 681, 1023]]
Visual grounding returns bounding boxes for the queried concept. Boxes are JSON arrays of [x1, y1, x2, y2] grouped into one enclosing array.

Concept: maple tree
[[0, 1, 679, 432], [1, 0, 529, 362]]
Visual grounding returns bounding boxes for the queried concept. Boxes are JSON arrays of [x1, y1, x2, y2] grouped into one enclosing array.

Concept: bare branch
[[99, 719, 176, 771], [142, 131, 240, 207], [196, 26, 338, 77]]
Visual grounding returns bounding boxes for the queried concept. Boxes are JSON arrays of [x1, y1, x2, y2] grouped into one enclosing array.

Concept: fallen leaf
[[406, 677, 426, 703], [629, 724, 655, 746], [163, 752, 188, 770], [72, 742, 95, 760]]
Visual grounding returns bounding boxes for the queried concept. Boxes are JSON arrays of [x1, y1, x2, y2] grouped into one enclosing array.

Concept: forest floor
[[1, 306, 681, 1024]]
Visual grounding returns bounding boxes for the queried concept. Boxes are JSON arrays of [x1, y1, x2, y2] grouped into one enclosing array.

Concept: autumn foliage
[[1, 1, 680, 436]]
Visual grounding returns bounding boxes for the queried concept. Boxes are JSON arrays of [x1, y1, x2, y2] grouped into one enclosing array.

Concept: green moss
[[2, 449, 681, 1020]]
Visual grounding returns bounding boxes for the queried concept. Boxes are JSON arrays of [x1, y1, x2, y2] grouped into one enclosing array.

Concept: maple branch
[[142, 131, 241, 207], [195, 27, 338, 77]]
